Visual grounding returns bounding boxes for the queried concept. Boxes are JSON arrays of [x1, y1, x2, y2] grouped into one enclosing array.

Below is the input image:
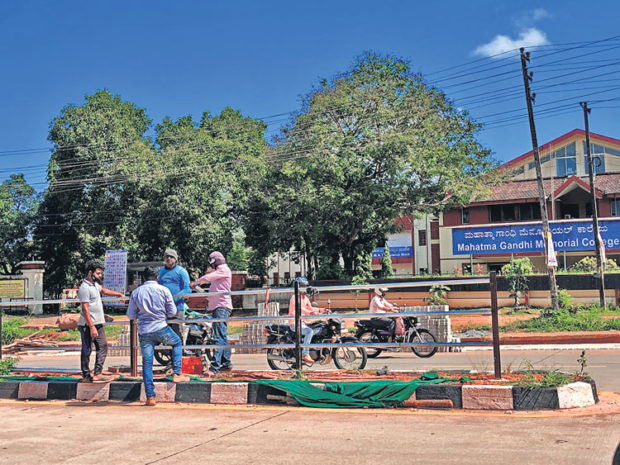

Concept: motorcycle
[[265, 316, 367, 370], [154, 309, 215, 371], [354, 312, 438, 359]]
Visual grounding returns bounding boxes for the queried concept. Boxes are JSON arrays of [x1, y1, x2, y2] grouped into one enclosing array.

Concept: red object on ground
[[181, 356, 203, 374]]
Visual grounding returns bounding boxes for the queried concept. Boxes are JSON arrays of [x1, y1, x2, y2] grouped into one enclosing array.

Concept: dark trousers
[[78, 324, 108, 377]]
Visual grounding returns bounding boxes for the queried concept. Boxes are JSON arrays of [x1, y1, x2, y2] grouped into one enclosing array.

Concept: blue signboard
[[452, 219, 620, 255], [373, 246, 413, 258]]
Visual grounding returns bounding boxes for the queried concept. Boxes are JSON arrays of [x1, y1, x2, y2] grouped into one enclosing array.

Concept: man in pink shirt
[[288, 277, 328, 365], [190, 251, 233, 375]]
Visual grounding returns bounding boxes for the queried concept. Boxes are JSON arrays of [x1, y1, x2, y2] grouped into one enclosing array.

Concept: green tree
[[35, 90, 154, 294], [380, 246, 394, 278], [134, 108, 268, 270], [0, 174, 40, 275], [501, 257, 534, 308], [248, 53, 495, 276]]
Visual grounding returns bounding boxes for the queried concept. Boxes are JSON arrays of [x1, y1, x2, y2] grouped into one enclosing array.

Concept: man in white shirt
[[369, 287, 397, 338]]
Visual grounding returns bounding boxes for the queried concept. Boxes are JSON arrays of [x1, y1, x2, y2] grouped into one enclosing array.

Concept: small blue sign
[[373, 246, 413, 258], [452, 219, 620, 255]]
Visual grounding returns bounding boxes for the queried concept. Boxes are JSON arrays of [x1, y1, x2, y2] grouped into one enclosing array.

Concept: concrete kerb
[[0, 379, 598, 410]]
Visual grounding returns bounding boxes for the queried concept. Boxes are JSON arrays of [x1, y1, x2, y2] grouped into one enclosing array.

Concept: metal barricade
[[0, 273, 502, 378]]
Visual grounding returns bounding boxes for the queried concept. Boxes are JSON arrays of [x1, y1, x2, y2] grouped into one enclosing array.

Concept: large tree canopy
[[246, 53, 495, 277], [35, 90, 154, 293], [0, 174, 39, 275]]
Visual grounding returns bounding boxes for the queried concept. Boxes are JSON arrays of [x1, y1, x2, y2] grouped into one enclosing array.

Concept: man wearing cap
[[190, 251, 233, 375], [369, 287, 397, 339], [158, 248, 191, 341]]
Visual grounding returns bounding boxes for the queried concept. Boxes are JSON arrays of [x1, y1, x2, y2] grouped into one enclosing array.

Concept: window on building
[[519, 203, 541, 221], [611, 199, 620, 216], [418, 230, 427, 246], [585, 202, 593, 218], [583, 142, 612, 175], [461, 207, 470, 224], [489, 205, 516, 223], [555, 142, 576, 177]]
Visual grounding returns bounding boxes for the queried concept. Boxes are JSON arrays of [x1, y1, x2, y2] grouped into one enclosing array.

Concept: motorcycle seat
[[266, 324, 295, 336]]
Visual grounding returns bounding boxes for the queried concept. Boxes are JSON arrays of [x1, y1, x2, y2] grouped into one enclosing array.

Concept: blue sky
[[1, 0, 619, 188]]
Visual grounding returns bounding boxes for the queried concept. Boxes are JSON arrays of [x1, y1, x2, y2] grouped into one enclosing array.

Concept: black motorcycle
[[354, 315, 438, 359], [154, 310, 215, 370], [265, 317, 367, 370]]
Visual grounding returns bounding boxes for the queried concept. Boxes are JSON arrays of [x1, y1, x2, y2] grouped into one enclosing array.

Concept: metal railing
[[0, 273, 502, 378]]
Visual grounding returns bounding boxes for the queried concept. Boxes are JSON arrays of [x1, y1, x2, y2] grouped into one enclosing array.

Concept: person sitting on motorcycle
[[288, 277, 328, 365], [369, 287, 398, 340]]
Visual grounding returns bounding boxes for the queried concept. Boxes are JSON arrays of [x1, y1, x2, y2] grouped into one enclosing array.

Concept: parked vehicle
[[353, 314, 438, 359], [265, 317, 367, 370], [154, 309, 215, 370]]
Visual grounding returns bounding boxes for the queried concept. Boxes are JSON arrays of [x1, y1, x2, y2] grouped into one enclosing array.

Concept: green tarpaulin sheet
[[257, 373, 467, 408]]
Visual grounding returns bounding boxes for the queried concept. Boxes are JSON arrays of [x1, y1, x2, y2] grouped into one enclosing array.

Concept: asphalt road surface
[[0, 402, 618, 465], [14, 348, 620, 392]]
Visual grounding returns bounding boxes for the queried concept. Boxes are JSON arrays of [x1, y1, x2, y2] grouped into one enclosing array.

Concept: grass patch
[[502, 305, 620, 332], [1, 317, 38, 344], [56, 325, 127, 341]]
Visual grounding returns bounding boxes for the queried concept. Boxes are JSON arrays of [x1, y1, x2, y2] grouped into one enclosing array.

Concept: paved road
[[0, 402, 618, 465], [14, 348, 620, 392]]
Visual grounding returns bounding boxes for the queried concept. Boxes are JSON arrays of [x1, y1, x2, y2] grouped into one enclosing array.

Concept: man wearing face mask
[[158, 248, 191, 342], [190, 251, 232, 376], [77, 260, 124, 382]]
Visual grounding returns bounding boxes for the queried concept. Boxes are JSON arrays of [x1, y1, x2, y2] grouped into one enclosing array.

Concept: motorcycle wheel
[[266, 337, 296, 370], [409, 329, 438, 358], [332, 346, 367, 370], [154, 347, 172, 366], [357, 331, 382, 358]]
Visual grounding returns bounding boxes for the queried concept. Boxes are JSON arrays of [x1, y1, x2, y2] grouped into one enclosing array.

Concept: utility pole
[[580, 101, 606, 308], [520, 47, 559, 311]]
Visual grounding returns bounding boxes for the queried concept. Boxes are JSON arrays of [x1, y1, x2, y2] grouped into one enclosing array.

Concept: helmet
[[294, 277, 309, 287], [208, 251, 226, 267], [375, 287, 389, 297]]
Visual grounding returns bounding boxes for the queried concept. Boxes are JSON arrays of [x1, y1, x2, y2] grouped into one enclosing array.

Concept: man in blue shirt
[[158, 248, 191, 340], [127, 266, 189, 406]]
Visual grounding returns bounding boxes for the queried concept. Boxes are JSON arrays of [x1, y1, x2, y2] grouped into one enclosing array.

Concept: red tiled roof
[[470, 173, 620, 205]]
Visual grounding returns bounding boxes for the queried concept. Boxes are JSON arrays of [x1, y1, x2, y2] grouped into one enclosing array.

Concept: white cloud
[[473, 28, 550, 58]]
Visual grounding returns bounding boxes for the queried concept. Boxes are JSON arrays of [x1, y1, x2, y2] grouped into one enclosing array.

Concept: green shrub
[[570, 256, 620, 273], [424, 284, 450, 306], [0, 357, 19, 375], [557, 289, 574, 309], [501, 258, 533, 307]]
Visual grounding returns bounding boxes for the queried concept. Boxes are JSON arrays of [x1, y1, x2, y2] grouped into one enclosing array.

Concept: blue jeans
[[290, 324, 317, 356], [210, 307, 232, 373], [139, 326, 182, 399]]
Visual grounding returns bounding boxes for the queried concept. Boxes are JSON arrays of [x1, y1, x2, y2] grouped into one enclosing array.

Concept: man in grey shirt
[[127, 266, 189, 406], [78, 260, 124, 382]]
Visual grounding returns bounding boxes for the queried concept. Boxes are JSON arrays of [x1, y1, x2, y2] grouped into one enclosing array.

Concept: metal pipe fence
[[0, 274, 502, 378]]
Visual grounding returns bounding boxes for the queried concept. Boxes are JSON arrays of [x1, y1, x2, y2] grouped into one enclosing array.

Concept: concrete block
[[462, 385, 513, 410], [0, 382, 20, 399], [76, 383, 111, 401], [210, 382, 248, 404], [47, 382, 77, 400], [415, 385, 462, 408], [512, 387, 559, 410], [175, 383, 211, 403], [18, 382, 48, 400], [140, 382, 176, 402], [109, 382, 141, 402], [557, 382, 595, 409]]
